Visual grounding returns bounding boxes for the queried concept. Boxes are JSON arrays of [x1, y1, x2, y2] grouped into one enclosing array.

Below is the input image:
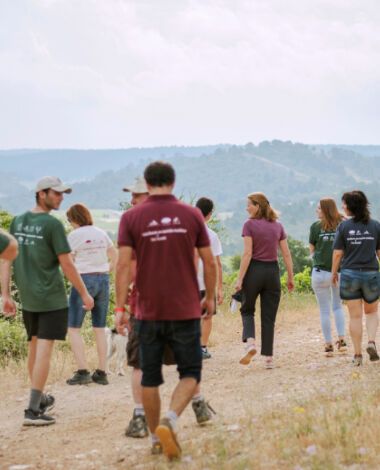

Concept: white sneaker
[[239, 344, 257, 365], [264, 357, 274, 369]]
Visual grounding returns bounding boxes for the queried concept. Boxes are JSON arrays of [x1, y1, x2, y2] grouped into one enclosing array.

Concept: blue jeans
[[311, 268, 345, 343], [68, 273, 110, 328], [340, 269, 380, 304], [135, 319, 202, 387]]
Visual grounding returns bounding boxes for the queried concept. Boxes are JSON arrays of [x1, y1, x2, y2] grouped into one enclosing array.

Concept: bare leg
[[132, 368, 143, 404], [193, 383, 201, 396], [93, 327, 107, 371], [364, 301, 379, 342], [347, 299, 363, 355], [142, 387, 161, 434], [31, 339, 55, 391], [68, 327, 87, 370], [28, 336, 37, 381], [169, 377, 197, 417], [201, 317, 213, 347]]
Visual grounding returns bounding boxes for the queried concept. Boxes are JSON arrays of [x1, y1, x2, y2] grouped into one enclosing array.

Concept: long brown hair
[[319, 198, 343, 231], [247, 192, 279, 222], [66, 203, 93, 227]]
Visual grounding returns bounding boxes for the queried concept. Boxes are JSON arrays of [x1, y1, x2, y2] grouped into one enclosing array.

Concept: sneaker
[[352, 354, 363, 367], [366, 342, 380, 362], [239, 344, 257, 365], [264, 357, 274, 369], [125, 410, 148, 438], [155, 417, 181, 460], [192, 398, 216, 425], [151, 442, 163, 455], [92, 369, 109, 385], [325, 344, 334, 357], [336, 339, 348, 353], [66, 370, 92, 385], [23, 409, 55, 426], [202, 347, 212, 359], [39, 393, 55, 414]]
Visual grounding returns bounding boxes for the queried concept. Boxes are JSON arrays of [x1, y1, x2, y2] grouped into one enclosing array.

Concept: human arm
[[107, 245, 118, 272], [216, 255, 223, 305], [114, 246, 132, 334], [235, 237, 252, 291], [279, 239, 294, 292], [0, 259, 17, 316], [309, 244, 315, 256], [0, 230, 18, 261], [58, 253, 94, 310], [331, 250, 344, 286], [198, 246, 217, 318]]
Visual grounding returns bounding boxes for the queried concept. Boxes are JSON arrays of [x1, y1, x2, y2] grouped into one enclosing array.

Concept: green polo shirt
[[10, 212, 71, 312]]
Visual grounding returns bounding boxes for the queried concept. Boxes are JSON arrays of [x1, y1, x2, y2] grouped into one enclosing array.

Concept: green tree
[[279, 236, 312, 275], [0, 210, 13, 231]]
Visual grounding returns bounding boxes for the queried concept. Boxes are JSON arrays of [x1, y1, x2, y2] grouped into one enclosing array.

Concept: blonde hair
[[247, 192, 279, 221], [319, 198, 343, 231]]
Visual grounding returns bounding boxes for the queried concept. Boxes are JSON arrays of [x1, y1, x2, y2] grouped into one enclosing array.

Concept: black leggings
[[240, 259, 281, 356]]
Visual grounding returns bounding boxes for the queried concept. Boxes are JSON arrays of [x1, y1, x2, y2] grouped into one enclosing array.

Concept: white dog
[[105, 327, 128, 376]]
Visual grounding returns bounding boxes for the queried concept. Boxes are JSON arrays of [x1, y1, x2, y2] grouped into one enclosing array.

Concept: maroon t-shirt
[[118, 195, 210, 321], [242, 218, 286, 262]]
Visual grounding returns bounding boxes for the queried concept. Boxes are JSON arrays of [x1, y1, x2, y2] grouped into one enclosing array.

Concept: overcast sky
[[0, 0, 379, 148]]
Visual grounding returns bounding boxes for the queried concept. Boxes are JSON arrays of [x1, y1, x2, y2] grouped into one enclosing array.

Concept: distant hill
[[1, 141, 379, 254]]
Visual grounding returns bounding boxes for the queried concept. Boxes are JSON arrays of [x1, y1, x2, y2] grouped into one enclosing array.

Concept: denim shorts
[[340, 269, 380, 304], [68, 273, 110, 328], [135, 319, 202, 387]]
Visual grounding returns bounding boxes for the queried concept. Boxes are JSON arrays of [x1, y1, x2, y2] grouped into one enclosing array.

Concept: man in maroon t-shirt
[[115, 161, 216, 460]]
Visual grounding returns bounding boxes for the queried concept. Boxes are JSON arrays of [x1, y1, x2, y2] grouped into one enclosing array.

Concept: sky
[[0, 0, 379, 148]]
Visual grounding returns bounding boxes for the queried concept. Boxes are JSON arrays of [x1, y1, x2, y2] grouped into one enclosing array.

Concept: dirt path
[[0, 300, 375, 469]]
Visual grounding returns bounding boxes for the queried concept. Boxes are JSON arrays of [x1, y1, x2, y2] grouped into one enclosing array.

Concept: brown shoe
[[155, 418, 181, 460]]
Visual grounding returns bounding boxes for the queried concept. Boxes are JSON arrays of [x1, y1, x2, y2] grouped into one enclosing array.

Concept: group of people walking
[[1, 160, 380, 461]]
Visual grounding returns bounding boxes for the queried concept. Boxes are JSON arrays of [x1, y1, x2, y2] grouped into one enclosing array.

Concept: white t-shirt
[[197, 226, 223, 291], [68, 225, 113, 274]]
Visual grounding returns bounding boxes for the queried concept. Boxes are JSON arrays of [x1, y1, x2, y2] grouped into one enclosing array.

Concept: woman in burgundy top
[[236, 192, 294, 369]]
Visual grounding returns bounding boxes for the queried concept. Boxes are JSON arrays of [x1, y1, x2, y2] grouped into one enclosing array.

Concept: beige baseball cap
[[35, 176, 72, 194], [122, 176, 148, 194]]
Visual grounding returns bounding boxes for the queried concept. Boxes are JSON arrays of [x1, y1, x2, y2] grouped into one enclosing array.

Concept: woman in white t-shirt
[[65, 204, 118, 386]]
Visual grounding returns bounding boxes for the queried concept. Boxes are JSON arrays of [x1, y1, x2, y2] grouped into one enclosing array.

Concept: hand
[[287, 276, 294, 292], [217, 288, 224, 305], [81, 292, 94, 311], [2, 295, 17, 317], [331, 272, 339, 287], [201, 297, 215, 319], [115, 311, 129, 335], [235, 279, 242, 292]]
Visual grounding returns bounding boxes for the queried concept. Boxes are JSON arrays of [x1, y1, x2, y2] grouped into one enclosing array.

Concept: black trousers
[[240, 260, 281, 356]]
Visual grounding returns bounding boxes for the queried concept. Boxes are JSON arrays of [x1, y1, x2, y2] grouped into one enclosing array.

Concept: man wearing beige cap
[[121, 176, 150, 438], [1, 176, 94, 426]]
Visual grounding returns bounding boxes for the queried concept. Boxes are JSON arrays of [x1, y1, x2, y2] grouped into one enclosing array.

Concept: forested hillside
[[1, 141, 379, 254]]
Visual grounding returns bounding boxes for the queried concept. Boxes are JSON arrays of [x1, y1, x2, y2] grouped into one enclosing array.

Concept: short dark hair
[[144, 161, 175, 187], [196, 197, 214, 217], [35, 189, 49, 204], [342, 190, 370, 224]]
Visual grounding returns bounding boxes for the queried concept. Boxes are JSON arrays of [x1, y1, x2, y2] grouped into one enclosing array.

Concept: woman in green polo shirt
[[309, 198, 346, 356]]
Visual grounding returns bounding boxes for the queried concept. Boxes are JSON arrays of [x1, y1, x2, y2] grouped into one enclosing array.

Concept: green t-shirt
[[309, 221, 338, 272], [0, 231, 10, 254], [10, 212, 71, 312]]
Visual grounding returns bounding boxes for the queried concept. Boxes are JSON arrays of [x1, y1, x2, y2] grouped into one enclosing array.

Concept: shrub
[[0, 316, 28, 366]]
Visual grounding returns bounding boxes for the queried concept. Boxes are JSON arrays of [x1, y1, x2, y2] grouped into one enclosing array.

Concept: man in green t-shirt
[[1, 176, 94, 427], [0, 229, 18, 261]]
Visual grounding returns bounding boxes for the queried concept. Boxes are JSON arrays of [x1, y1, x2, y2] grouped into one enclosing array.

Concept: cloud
[[0, 0, 379, 147]]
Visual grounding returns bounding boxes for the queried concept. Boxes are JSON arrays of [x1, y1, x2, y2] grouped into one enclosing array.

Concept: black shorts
[[135, 319, 202, 387], [128, 316, 176, 369], [22, 308, 68, 341], [199, 290, 217, 315]]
